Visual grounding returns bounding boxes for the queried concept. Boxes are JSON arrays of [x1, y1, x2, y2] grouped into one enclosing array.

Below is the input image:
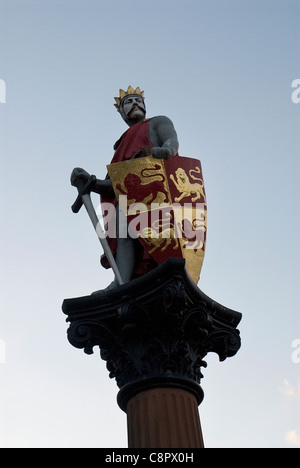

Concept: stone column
[[62, 258, 241, 448], [127, 387, 204, 448]]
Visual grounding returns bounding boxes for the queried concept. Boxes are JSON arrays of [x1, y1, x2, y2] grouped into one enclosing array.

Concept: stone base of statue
[[62, 258, 242, 448]]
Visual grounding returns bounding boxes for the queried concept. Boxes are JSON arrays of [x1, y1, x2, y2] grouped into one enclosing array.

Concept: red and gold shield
[[107, 155, 207, 285]]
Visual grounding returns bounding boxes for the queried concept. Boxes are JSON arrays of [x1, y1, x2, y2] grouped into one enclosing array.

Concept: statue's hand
[[70, 167, 90, 186], [70, 168, 114, 197], [151, 147, 171, 160]]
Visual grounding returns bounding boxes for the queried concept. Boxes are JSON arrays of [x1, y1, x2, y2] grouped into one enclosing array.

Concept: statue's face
[[121, 95, 146, 124]]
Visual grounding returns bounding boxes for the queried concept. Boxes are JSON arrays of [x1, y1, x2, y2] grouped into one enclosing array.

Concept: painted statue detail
[[71, 86, 207, 290]]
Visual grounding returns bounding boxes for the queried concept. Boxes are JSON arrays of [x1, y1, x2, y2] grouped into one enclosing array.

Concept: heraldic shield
[[107, 155, 207, 285]]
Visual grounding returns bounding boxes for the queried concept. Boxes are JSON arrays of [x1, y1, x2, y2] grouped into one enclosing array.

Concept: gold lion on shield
[[170, 166, 206, 203]]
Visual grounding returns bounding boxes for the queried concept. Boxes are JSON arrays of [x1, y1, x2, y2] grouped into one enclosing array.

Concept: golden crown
[[114, 86, 144, 112]]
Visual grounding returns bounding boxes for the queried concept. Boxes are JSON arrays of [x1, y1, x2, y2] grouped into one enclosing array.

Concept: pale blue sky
[[0, 0, 299, 448]]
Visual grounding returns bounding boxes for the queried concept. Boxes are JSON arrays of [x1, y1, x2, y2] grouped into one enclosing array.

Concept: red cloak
[[100, 119, 157, 277]]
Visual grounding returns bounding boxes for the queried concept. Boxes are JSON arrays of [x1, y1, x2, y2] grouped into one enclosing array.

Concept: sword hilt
[[71, 175, 97, 213]]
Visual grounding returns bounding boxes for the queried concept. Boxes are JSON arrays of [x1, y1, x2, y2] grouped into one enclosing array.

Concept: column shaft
[[126, 387, 204, 448]]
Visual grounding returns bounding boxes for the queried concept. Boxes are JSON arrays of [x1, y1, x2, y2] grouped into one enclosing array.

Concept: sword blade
[[81, 193, 124, 285]]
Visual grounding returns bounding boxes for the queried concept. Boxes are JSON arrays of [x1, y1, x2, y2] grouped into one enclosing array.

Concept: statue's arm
[[93, 178, 114, 197], [149, 116, 179, 159], [71, 168, 115, 198]]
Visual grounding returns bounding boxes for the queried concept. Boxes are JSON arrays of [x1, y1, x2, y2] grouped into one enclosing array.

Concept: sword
[[71, 174, 124, 286]]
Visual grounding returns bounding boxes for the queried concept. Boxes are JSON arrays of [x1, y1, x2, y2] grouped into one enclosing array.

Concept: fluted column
[[127, 387, 204, 448]]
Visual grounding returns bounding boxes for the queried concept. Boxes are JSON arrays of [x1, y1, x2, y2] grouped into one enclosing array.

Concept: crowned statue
[[71, 86, 207, 291], [65, 88, 242, 449]]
